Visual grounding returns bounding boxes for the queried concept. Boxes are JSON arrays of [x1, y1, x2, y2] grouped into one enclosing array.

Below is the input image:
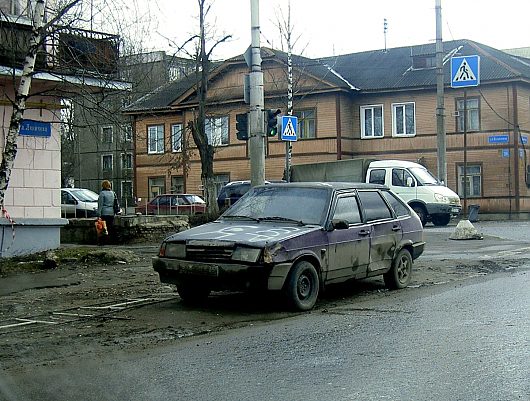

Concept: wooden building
[[124, 40, 530, 217]]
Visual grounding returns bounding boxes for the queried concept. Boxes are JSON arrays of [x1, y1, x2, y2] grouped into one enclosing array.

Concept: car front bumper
[[152, 257, 291, 291], [425, 203, 462, 216]]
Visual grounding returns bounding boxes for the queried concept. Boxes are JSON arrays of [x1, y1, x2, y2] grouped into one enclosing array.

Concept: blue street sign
[[488, 135, 509, 144], [502, 149, 510, 158], [451, 55, 480, 88], [281, 115, 298, 142], [19, 119, 52, 137], [521, 136, 528, 145]]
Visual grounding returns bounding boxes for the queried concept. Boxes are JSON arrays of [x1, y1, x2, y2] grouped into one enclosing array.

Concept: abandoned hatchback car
[[153, 182, 425, 311]]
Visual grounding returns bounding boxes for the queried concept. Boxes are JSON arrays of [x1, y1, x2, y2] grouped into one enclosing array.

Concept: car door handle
[[392, 225, 401, 232], [358, 229, 370, 236]]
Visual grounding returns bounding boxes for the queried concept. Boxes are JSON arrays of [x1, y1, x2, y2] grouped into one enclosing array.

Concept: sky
[[135, 0, 529, 60]]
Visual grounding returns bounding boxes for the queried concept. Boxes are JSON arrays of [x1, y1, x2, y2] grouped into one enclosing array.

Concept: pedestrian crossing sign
[[451, 55, 480, 88], [281, 115, 298, 141]]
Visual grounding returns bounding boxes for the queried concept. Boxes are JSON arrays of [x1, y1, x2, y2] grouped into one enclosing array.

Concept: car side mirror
[[406, 177, 415, 187], [331, 219, 349, 230]]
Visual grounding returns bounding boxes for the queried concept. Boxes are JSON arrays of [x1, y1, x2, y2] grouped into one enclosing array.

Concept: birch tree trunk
[[0, 0, 46, 209]]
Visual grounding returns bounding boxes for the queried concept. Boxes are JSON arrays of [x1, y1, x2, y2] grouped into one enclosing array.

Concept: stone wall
[[61, 215, 190, 245]]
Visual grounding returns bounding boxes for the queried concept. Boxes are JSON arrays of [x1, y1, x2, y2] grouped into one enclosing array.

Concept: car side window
[[392, 169, 414, 187], [381, 190, 410, 217], [333, 196, 362, 224], [369, 169, 386, 185], [357, 191, 393, 221], [158, 196, 169, 206]]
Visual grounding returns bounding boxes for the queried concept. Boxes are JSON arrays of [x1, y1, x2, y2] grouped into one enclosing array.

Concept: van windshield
[[70, 189, 99, 202], [409, 167, 440, 186]]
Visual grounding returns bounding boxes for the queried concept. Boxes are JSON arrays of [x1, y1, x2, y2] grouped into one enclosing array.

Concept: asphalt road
[[3, 267, 528, 401]]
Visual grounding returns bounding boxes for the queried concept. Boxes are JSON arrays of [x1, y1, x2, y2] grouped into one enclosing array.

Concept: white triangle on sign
[[284, 119, 296, 136], [453, 58, 476, 82]]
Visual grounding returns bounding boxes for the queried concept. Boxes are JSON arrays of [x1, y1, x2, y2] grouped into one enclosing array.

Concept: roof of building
[[124, 39, 530, 113]]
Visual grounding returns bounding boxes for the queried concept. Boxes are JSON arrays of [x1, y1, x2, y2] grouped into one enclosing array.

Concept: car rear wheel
[[177, 282, 211, 303], [384, 249, 413, 290], [284, 261, 319, 311]]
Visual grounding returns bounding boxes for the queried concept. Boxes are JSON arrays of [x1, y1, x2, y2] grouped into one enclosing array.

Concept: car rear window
[[381, 190, 410, 217], [357, 190, 393, 222]]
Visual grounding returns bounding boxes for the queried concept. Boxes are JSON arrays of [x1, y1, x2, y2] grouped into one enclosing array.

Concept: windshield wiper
[[222, 215, 260, 222], [257, 216, 306, 225]]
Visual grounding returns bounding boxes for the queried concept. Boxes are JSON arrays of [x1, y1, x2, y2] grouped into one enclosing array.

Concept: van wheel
[[432, 214, 450, 226], [177, 283, 211, 303], [384, 249, 413, 290], [411, 205, 427, 227], [284, 261, 319, 311]]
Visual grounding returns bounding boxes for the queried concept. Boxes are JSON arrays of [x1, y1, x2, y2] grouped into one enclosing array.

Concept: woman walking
[[97, 180, 119, 245]]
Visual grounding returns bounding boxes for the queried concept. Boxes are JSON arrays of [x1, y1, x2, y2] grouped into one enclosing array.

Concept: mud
[[0, 243, 528, 373]]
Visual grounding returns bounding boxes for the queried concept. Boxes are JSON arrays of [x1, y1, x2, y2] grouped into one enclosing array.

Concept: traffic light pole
[[249, 0, 265, 187]]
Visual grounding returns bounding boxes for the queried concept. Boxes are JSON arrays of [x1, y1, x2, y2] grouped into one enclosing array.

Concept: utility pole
[[249, 0, 265, 187], [285, 2, 293, 182], [435, 0, 446, 184]]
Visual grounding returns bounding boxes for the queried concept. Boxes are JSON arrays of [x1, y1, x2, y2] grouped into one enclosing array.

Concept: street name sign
[[281, 115, 298, 141]]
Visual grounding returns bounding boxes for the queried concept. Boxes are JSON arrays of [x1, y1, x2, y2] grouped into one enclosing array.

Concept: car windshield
[[69, 189, 99, 202], [186, 195, 205, 204], [222, 185, 330, 225], [409, 167, 440, 185]]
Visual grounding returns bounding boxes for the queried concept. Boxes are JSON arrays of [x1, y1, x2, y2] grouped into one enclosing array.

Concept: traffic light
[[235, 112, 249, 140], [266, 109, 281, 137]]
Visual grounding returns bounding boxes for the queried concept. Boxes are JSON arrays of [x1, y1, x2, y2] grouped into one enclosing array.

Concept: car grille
[[186, 241, 234, 262]]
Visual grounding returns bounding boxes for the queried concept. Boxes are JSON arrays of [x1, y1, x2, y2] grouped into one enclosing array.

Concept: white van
[[366, 160, 461, 226], [61, 188, 99, 218]]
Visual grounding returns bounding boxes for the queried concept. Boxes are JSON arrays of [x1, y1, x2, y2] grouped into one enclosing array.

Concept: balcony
[[0, 16, 119, 76]]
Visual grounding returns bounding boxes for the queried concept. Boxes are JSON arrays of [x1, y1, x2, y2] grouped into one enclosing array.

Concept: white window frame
[[101, 154, 113, 171], [121, 180, 133, 199], [121, 124, 132, 142], [171, 123, 183, 152], [101, 126, 113, 143], [457, 164, 482, 198], [360, 104, 384, 139], [121, 152, 132, 169], [147, 125, 164, 154], [205, 116, 229, 146], [392, 102, 416, 137]]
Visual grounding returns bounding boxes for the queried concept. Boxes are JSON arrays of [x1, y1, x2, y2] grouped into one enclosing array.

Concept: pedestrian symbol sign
[[281, 115, 298, 142], [451, 55, 480, 88]]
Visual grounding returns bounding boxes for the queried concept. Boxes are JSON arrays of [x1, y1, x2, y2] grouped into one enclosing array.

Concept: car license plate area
[[179, 264, 219, 277], [451, 207, 460, 213]]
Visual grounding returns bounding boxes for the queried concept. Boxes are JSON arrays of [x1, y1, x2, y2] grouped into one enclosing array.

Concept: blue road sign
[[281, 115, 298, 142], [521, 136, 528, 145], [19, 119, 51, 137], [488, 135, 509, 144], [451, 55, 480, 88]]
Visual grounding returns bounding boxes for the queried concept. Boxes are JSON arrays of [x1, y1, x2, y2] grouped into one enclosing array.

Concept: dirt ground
[[0, 241, 528, 373]]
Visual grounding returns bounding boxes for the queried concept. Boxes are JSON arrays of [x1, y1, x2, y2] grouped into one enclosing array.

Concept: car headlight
[[434, 193, 449, 203], [161, 242, 186, 258], [231, 247, 262, 263]]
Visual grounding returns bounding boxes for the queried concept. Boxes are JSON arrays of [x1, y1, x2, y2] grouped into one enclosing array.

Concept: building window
[[293, 109, 316, 139], [148, 176, 166, 199], [205, 116, 229, 146], [102, 126, 113, 143], [457, 164, 482, 197], [456, 98, 480, 132], [171, 124, 183, 152], [102, 154, 113, 171], [392, 102, 416, 136], [121, 153, 132, 169], [121, 124, 132, 142], [148, 125, 164, 154], [171, 176, 184, 193], [361, 105, 384, 138]]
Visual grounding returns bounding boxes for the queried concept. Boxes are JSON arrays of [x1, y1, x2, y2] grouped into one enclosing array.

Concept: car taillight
[[158, 243, 166, 257]]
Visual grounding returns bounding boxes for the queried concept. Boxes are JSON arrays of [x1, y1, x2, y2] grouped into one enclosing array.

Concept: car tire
[[431, 214, 450, 226], [284, 261, 319, 311], [384, 249, 413, 290], [412, 205, 427, 227], [177, 283, 211, 303]]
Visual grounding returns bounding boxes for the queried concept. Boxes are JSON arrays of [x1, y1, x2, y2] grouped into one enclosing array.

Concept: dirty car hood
[[164, 220, 322, 247]]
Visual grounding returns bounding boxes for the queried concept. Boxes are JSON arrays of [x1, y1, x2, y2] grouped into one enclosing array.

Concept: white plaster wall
[[0, 91, 62, 219]]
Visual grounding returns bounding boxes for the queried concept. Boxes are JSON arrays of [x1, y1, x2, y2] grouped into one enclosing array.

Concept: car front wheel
[[284, 261, 319, 311], [384, 249, 413, 290]]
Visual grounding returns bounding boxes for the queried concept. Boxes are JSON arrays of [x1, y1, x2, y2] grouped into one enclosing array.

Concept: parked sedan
[[135, 194, 206, 215], [61, 188, 99, 218], [153, 182, 425, 311]]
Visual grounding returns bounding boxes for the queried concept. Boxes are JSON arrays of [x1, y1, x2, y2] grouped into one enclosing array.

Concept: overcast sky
[[137, 0, 529, 59]]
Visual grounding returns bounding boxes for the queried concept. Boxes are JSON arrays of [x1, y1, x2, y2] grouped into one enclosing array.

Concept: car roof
[[258, 182, 386, 190], [154, 193, 201, 197]]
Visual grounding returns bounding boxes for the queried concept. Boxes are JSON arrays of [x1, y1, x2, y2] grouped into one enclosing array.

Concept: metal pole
[[249, 0, 265, 187], [435, 0, 446, 184], [285, 3, 293, 182], [463, 89, 468, 218]]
